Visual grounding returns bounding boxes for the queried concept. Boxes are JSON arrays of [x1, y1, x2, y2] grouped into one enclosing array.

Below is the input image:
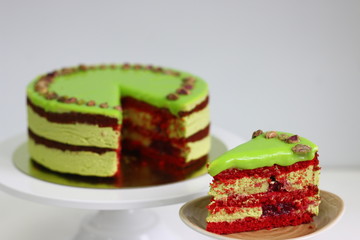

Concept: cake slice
[[206, 130, 320, 234]]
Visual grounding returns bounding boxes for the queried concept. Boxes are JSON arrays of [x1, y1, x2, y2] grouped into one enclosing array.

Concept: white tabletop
[[0, 167, 356, 240]]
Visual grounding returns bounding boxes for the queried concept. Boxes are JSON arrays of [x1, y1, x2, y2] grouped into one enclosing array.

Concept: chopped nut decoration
[[278, 134, 288, 141], [78, 64, 87, 71], [292, 144, 312, 154], [86, 100, 96, 106], [45, 92, 58, 100], [176, 88, 190, 95], [57, 96, 68, 103], [252, 129, 313, 155], [76, 99, 86, 105], [65, 97, 77, 103], [166, 75, 197, 100], [265, 131, 277, 139], [113, 105, 122, 111], [121, 63, 131, 70], [252, 129, 263, 138], [166, 93, 179, 100], [99, 103, 109, 108], [287, 135, 300, 144]]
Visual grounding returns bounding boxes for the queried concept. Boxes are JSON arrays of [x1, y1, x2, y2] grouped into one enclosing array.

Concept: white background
[[0, 1, 359, 239]]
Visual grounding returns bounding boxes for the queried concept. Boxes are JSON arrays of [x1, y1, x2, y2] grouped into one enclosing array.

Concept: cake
[[27, 63, 210, 178], [206, 130, 320, 234]]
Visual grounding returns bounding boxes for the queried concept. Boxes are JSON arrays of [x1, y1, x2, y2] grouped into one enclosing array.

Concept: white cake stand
[[0, 126, 243, 240]]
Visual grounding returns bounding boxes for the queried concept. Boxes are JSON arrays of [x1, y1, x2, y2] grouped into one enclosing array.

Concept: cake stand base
[[74, 209, 161, 240]]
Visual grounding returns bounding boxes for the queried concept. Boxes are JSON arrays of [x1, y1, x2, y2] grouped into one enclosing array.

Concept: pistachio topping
[[265, 131, 277, 139], [99, 64, 107, 70], [113, 105, 122, 111], [145, 65, 154, 70], [287, 135, 300, 144], [57, 96, 68, 103], [46, 71, 58, 78], [278, 133, 289, 141], [109, 64, 117, 69], [88, 65, 97, 70], [166, 93, 179, 100], [121, 63, 131, 70], [183, 76, 196, 84], [86, 100, 96, 106], [60, 67, 74, 75], [34, 79, 49, 93], [183, 84, 193, 90], [153, 67, 163, 73], [164, 69, 180, 76], [252, 129, 263, 138], [99, 102, 109, 108], [292, 144, 312, 154], [44, 92, 58, 100], [134, 64, 143, 70], [42, 74, 55, 83], [35, 86, 48, 95], [65, 97, 77, 103], [176, 88, 190, 95], [161, 74, 198, 100], [76, 99, 86, 105], [78, 64, 87, 71]]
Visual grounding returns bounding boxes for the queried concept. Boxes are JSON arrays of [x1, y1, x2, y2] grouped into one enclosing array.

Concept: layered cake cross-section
[[27, 63, 210, 178], [206, 130, 320, 234]]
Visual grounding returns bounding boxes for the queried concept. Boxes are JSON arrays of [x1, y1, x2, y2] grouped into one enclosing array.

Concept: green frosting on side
[[208, 131, 318, 176], [26, 64, 208, 120], [28, 138, 118, 177]]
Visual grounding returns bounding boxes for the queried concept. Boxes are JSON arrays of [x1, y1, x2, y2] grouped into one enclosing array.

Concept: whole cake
[[27, 63, 210, 178], [206, 130, 320, 234]]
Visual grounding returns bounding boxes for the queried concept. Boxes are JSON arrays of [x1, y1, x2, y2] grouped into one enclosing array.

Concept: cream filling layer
[[186, 136, 211, 162], [28, 106, 120, 149], [209, 166, 320, 200], [307, 194, 321, 215], [206, 206, 262, 223], [209, 176, 269, 200], [168, 106, 210, 138], [28, 138, 118, 177], [124, 105, 210, 139], [207, 197, 320, 223], [277, 166, 320, 191]]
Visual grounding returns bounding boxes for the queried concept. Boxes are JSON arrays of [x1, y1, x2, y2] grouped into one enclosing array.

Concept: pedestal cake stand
[[0, 126, 243, 240]]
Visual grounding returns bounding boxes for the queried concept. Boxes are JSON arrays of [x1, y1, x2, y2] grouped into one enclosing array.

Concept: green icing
[[26, 65, 208, 120], [27, 80, 121, 119], [208, 131, 318, 176], [28, 105, 120, 148]]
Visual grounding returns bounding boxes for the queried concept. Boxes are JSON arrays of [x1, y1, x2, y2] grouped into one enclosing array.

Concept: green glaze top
[[208, 131, 318, 176], [27, 64, 209, 121]]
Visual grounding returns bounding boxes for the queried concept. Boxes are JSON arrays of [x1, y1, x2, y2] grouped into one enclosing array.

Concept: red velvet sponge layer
[[206, 212, 314, 234]]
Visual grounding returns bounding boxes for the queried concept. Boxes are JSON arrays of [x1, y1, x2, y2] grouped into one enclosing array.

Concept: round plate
[[179, 190, 344, 240], [0, 126, 243, 210]]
